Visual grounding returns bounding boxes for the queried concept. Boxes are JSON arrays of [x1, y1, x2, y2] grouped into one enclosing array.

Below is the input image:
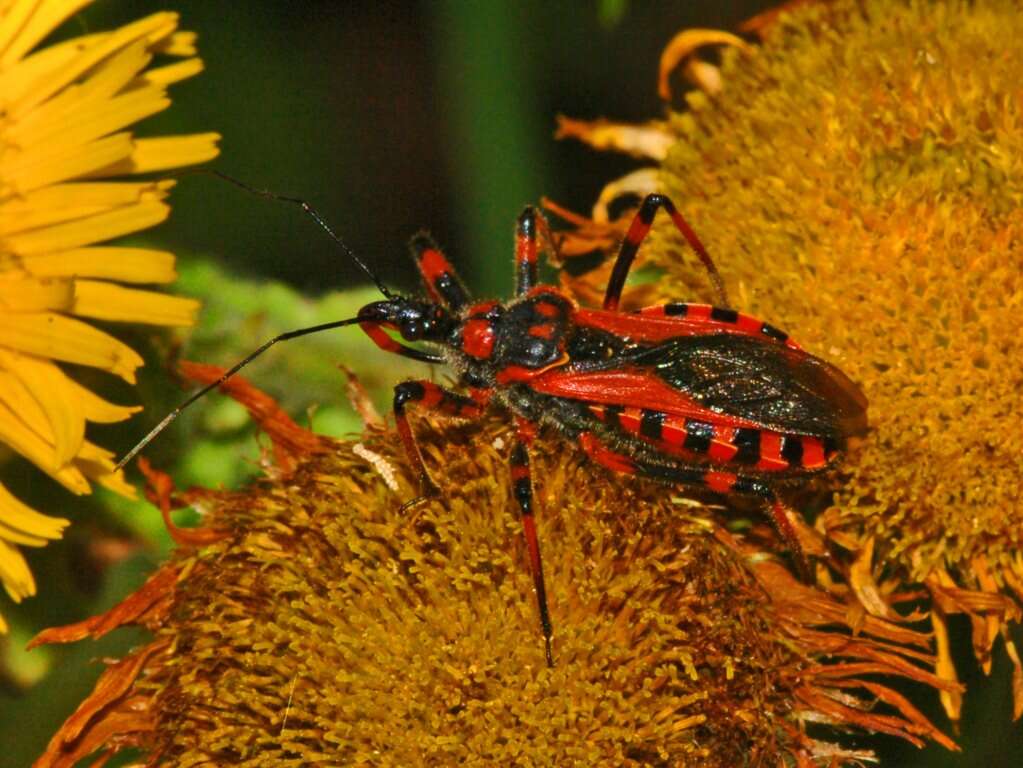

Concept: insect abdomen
[[587, 404, 838, 473]]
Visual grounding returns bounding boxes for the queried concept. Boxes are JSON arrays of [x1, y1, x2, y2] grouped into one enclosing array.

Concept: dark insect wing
[[627, 334, 868, 441], [554, 313, 867, 443]]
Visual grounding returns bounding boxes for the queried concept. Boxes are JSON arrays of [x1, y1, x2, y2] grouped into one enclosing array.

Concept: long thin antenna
[[171, 168, 396, 299], [115, 317, 364, 471]]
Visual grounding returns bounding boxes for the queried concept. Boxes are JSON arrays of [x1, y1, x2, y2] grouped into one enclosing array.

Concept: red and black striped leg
[[577, 431, 811, 579], [603, 193, 728, 312], [409, 233, 470, 310], [392, 380, 485, 511], [509, 431, 555, 667], [634, 302, 797, 349], [360, 321, 446, 364], [515, 206, 540, 296]]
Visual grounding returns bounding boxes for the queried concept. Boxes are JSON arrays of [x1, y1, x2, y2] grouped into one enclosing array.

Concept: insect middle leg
[[392, 381, 486, 510], [604, 193, 728, 311], [577, 431, 811, 578]]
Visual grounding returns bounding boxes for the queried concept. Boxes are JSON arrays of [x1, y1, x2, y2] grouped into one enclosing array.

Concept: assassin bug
[[118, 176, 868, 668]]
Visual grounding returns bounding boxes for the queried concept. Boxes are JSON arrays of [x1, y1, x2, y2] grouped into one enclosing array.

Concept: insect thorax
[[448, 289, 575, 387]]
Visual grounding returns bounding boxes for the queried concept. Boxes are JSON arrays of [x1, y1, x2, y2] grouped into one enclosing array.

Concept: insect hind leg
[[577, 431, 811, 579], [604, 193, 727, 311]]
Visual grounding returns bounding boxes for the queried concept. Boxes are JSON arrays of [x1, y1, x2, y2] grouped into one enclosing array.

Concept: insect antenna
[[169, 168, 396, 300], [115, 317, 364, 471]]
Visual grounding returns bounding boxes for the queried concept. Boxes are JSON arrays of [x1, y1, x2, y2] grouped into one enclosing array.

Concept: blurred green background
[[0, 1, 1019, 765]]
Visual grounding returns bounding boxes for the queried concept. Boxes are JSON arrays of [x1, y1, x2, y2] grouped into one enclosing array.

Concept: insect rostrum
[[123, 192, 867, 668]]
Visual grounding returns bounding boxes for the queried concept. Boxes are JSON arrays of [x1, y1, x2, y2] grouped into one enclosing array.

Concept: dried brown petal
[[34, 643, 167, 768], [28, 567, 178, 648], [657, 29, 753, 101], [179, 360, 326, 472]]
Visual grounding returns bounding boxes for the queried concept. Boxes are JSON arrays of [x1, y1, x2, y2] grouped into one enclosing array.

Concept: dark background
[[0, 1, 1018, 765]]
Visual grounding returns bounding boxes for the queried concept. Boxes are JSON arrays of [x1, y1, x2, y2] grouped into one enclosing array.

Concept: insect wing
[[536, 332, 867, 441], [635, 335, 867, 439], [529, 367, 766, 429]]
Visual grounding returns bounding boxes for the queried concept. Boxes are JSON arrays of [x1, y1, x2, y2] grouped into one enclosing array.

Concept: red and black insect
[[119, 182, 868, 668]]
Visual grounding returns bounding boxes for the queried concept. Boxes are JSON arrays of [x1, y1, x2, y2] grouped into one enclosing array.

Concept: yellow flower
[[0, 1, 219, 631]]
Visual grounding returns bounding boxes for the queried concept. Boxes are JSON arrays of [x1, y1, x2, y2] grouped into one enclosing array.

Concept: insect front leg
[[514, 206, 540, 296], [409, 233, 470, 310], [509, 426, 555, 667], [392, 380, 485, 511], [604, 193, 728, 311], [360, 321, 445, 364]]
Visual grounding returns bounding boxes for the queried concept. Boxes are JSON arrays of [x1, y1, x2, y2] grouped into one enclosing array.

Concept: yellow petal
[[0, 275, 73, 311], [0, 537, 35, 602], [0, 396, 89, 494], [0, 0, 39, 64], [0, 0, 92, 71], [0, 523, 53, 549], [18, 86, 171, 157], [74, 440, 136, 499], [139, 13, 180, 48], [65, 378, 140, 424], [0, 481, 69, 547], [73, 37, 151, 102], [0, 369, 54, 446], [8, 11, 177, 118], [0, 180, 173, 236], [4, 200, 169, 254], [156, 30, 197, 56], [0, 349, 85, 464], [6, 39, 152, 147], [72, 280, 199, 326], [2, 179, 175, 210], [0, 365, 89, 472], [139, 57, 203, 87], [0, 311, 143, 382], [101, 132, 221, 174], [0, 30, 94, 104], [2, 132, 133, 194], [18, 246, 178, 284]]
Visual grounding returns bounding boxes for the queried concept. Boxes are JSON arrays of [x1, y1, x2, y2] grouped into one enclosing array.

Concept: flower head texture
[[558, 0, 1023, 723], [0, 0, 218, 631], [32, 367, 955, 766]]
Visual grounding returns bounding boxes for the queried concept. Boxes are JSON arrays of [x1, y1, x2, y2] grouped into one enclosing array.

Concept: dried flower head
[[556, 0, 1023, 722], [33, 369, 955, 766], [0, 1, 219, 630]]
